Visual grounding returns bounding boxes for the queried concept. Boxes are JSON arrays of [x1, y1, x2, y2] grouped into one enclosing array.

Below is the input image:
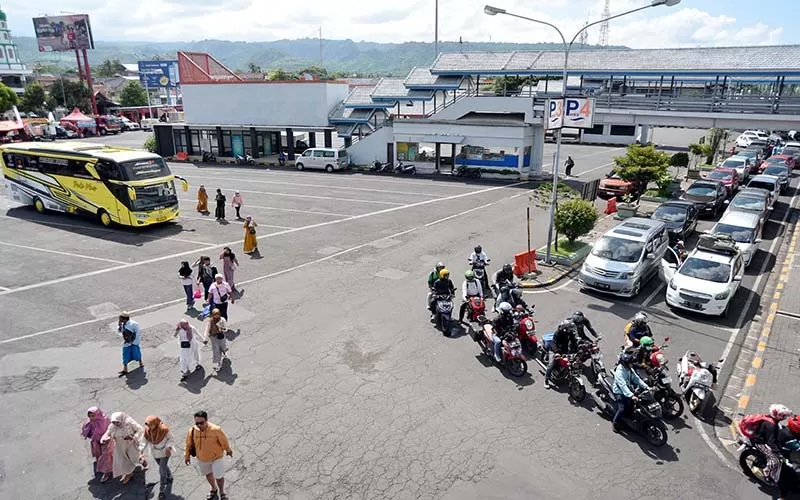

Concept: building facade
[[0, 8, 32, 94]]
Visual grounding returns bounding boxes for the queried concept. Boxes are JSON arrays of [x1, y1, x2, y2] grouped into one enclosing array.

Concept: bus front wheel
[[98, 210, 112, 227], [33, 197, 46, 214]]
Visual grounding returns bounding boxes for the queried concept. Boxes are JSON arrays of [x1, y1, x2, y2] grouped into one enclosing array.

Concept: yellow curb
[[765, 313, 776, 325], [739, 395, 750, 409], [757, 341, 767, 352], [752, 357, 763, 368], [776, 282, 785, 291], [731, 421, 741, 439], [746, 374, 757, 387], [774, 292, 782, 300], [762, 326, 771, 337], [769, 303, 779, 312], [780, 273, 789, 281]]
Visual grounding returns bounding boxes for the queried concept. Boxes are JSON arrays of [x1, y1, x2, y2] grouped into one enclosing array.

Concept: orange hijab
[[144, 415, 169, 444]]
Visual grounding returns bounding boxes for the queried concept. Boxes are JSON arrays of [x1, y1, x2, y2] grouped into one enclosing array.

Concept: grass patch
[[541, 238, 587, 258]]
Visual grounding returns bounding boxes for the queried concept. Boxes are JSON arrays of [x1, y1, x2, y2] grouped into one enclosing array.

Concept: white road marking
[[0, 286, 10, 291], [575, 161, 615, 178], [197, 189, 404, 206], [695, 414, 735, 468], [522, 277, 577, 294], [177, 200, 349, 218], [178, 215, 297, 230], [0, 241, 129, 265], [573, 147, 625, 160], [639, 282, 665, 309], [0, 182, 528, 344], [0, 182, 527, 297]]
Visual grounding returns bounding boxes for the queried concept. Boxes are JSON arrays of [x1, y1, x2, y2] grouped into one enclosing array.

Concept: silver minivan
[[295, 148, 348, 172], [579, 217, 669, 297]]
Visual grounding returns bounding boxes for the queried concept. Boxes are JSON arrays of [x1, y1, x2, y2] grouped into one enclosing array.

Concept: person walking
[[144, 416, 175, 499], [179, 261, 195, 310], [118, 312, 143, 375], [81, 407, 114, 483], [184, 410, 233, 500], [209, 274, 234, 321], [243, 216, 258, 255], [174, 318, 202, 381], [101, 412, 147, 485], [204, 309, 229, 373], [219, 247, 239, 292], [197, 185, 208, 214], [214, 189, 226, 222], [197, 256, 218, 305], [231, 191, 244, 220], [565, 156, 575, 177]]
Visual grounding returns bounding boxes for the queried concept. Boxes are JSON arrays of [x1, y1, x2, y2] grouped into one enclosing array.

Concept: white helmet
[[632, 311, 649, 325], [769, 404, 792, 421], [497, 302, 513, 314]]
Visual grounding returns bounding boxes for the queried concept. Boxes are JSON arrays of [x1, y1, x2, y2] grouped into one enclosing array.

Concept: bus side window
[[38, 157, 70, 176], [95, 160, 121, 180], [69, 159, 94, 179], [1, 152, 12, 167]]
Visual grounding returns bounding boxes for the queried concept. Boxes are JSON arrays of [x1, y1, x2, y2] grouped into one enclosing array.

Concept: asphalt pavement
[[0, 131, 779, 500]]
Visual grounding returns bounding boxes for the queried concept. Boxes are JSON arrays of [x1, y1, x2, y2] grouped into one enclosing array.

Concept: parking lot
[[0, 133, 777, 500]]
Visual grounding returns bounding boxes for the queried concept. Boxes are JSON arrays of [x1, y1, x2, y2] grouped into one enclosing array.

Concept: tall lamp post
[[484, 0, 681, 263]]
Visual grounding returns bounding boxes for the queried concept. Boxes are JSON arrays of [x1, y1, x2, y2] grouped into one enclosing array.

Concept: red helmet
[[788, 416, 800, 435]]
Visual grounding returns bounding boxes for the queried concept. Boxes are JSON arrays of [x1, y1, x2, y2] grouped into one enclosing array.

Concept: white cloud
[[1, 0, 787, 49]]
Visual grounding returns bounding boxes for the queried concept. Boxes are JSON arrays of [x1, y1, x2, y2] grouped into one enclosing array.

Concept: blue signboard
[[138, 60, 179, 88]]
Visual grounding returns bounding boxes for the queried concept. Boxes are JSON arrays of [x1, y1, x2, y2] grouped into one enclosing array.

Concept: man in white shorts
[[184, 410, 233, 500]]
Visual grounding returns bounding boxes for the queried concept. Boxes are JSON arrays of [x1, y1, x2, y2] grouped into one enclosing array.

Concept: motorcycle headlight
[[512, 348, 522, 356], [714, 290, 730, 300]]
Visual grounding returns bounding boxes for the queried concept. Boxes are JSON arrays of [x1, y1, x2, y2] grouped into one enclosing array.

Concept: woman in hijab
[[197, 185, 208, 214], [215, 188, 226, 221], [204, 308, 229, 373], [81, 407, 114, 482], [144, 416, 175, 499], [178, 261, 195, 310], [231, 190, 244, 219], [174, 318, 202, 381], [219, 247, 239, 291], [243, 216, 258, 255], [101, 412, 147, 484]]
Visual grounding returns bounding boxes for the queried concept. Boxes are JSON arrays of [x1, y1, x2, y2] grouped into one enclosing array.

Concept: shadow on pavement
[[125, 366, 148, 389], [472, 353, 535, 388], [215, 359, 238, 386], [183, 366, 209, 394]]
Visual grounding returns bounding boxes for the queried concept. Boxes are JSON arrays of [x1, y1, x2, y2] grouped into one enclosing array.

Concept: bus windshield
[[118, 157, 171, 181]]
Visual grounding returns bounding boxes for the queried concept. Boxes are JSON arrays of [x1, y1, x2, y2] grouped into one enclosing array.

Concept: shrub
[[614, 145, 670, 189], [669, 152, 690, 168], [554, 198, 599, 243], [143, 135, 157, 153]]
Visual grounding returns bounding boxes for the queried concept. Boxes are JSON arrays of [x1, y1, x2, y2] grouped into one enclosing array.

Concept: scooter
[[644, 364, 684, 421], [235, 153, 255, 165], [596, 381, 669, 447], [515, 308, 538, 356], [677, 350, 721, 417], [463, 296, 486, 323], [394, 160, 416, 175], [475, 318, 527, 377], [469, 259, 491, 295], [433, 294, 454, 337], [202, 151, 217, 162], [371, 160, 392, 173], [738, 432, 800, 489], [454, 164, 481, 178]]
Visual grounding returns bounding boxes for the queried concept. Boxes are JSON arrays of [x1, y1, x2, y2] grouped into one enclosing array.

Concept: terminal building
[[153, 45, 800, 179]]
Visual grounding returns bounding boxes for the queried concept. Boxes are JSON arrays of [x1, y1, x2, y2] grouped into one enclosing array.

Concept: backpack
[[739, 414, 773, 439]]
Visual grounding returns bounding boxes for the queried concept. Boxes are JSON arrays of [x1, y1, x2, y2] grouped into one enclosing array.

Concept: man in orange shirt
[[185, 410, 233, 500]]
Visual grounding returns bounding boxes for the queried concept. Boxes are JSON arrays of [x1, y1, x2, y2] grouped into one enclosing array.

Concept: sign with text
[[138, 60, 179, 88], [545, 97, 595, 130], [32, 15, 95, 52]]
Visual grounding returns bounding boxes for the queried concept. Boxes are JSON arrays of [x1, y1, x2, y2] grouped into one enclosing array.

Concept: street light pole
[[484, 0, 681, 263]]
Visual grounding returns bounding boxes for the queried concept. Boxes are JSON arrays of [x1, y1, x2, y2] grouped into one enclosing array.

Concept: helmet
[[497, 302, 513, 314], [788, 416, 800, 436], [769, 404, 792, 421], [632, 311, 649, 326], [619, 352, 635, 365], [464, 270, 475, 280], [514, 304, 525, 312], [503, 263, 513, 274], [639, 336, 654, 348], [439, 268, 450, 279], [435, 262, 445, 271], [474, 245, 482, 254], [572, 311, 585, 323], [511, 288, 522, 299], [557, 319, 575, 334]]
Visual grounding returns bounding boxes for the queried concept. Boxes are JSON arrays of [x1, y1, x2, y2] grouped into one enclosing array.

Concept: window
[[68, 160, 94, 179], [221, 130, 232, 156], [585, 124, 604, 135], [610, 125, 636, 136], [190, 130, 201, 152], [173, 129, 187, 153], [95, 160, 122, 180], [312, 150, 325, 157], [645, 239, 654, 254], [302, 150, 313, 157], [37, 156, 72, 176], [733, 257, 742, 278], [322, 150, 335, 158]]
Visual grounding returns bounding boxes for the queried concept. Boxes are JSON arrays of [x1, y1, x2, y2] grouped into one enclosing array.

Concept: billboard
[[545, 97, 595, 130], [32, 15, 95, 52], [138, 60, 180, 88]]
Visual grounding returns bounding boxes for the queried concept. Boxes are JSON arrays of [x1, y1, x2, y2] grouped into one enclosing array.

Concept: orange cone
[[605, 197, 617, 215]]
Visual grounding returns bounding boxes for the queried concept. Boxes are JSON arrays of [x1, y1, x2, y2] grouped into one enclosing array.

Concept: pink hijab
[[81, 407, 110, 440], [176, 318, 192, 341]]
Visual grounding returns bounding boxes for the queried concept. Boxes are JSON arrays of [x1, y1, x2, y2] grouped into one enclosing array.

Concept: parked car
[[781, 145, 800, 165], [650, 201, 699, 243], [706, 167, 740, 196], [711, 211, 763, 267], [295, 147, 348, 172], [54, 125, 78, 139], [579, 217, 668, 298], [120, 117, 140, 131], [747, 140, 769, 157], [746, 175, 781, 208], [760, 164, 790, 194], [735, 131, 768, 148], [680, 179, 728, 218], [718, 156, 752, 180], [597, 172, 640, 199], [759, 154, 796, 172], [661, 233, 744, 317], [735, 149, 762, 168], [726, 188, 771, 223]]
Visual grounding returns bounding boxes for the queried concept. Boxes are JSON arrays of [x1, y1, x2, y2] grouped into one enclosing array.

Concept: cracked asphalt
[[0, 133, 776, 499]]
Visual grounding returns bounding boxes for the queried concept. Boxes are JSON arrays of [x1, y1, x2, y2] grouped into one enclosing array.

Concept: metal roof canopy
[[429, 45, 800, 78]]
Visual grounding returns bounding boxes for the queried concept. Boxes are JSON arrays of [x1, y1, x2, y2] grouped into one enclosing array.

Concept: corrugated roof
[[371, 78, 410, 98], [404, 67, 437, 86], [430, 45, 800, 75], [344, 86, 377, 106]]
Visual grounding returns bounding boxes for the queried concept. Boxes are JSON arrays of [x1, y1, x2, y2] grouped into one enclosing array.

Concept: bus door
[[85, 161, 128, 225]]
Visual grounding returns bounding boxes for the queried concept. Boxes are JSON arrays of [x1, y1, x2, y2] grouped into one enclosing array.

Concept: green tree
[[119, 81, 149, 107], [246, 62, 262, 73], [529, 182, 581, 250], [0, 82, 19, 113], [46, 80, 91, 111], [706, 128, 727, 165], [19, 83, 47, 114], [613, 145, 671, 193], [555, 198, 599, 243], [267, 69, 296, 81], [143, 135, 157, 153], [492, 76, 535, 96], [688, 142, 712, 167], [95, 58, 126, 78], [298, 66, 329, 80]]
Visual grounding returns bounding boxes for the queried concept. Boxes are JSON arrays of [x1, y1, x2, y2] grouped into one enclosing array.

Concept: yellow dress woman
[[243, 216, 258, 254], [196, 185, 208, 213]]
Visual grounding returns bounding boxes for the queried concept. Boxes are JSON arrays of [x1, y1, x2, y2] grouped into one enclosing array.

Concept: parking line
[[0, 241, 129, 265], [0, 286, 10, 291], [575, 161, 615, 178], [179, 215, 297, 230], [192, 189, 404, 206], [0, 181, 527, 297], [177, 200, 351, 218], [639, 282, 665, 309]]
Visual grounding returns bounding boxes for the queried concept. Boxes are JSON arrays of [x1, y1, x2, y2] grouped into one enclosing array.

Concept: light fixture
[[651, 0, 681, 6], [483, 5, 506, 16]]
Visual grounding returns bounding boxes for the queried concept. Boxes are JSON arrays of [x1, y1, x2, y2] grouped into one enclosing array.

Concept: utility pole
[[599, 0, 610, 47], [434, 0, 439, 58]]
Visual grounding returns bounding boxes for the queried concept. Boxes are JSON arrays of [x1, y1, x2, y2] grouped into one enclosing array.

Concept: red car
[[706, 167, 740, 196], [759, 154, 796, 173], [597, 172, 642, 199]]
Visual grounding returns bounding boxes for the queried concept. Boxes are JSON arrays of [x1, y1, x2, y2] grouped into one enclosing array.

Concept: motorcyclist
[[673, 240, 688, 262], [748, 404, 793, 486], [624, 311, 652, 347], [427, 262, 446, 314], [610, 350, 651, 432], [544, 319, 580, 388], [459, 270, 484, 323], [633, 335, 656, 367], [571, 311, 600, 343], [492, 263, 516, 296], [468, 245, 490, 266], [432, 268, 456, 298], [491, 302, 516, 362]]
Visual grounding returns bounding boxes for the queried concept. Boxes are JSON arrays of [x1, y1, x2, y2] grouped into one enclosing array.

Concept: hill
[[15, 36, 627, 76]]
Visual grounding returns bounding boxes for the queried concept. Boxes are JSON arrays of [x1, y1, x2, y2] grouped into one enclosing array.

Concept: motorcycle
[[394, 160, 416, 175], [596, 381, 669, 447], [371, 160, 392, 173], [202, 151, 217, 162], [532, 334, 586, 401], [469, 259, 491, 295], [433, 294, 454, 336], [464, 296, 486, 323], [475, 319, 527, 377], [235, 153, 255, 165], [514, 309, 538, 356], [583, 340, 607, 386], [738, 433, 800, 488], [643, 365, 684, 420], [454, 164, 482, 178], [677, 351, 721, 417]]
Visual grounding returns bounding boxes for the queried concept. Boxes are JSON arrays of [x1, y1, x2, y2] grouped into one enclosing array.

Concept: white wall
[[346, 126, 393, 165], [182, 82, 349, 127], [393, 120, 526, 147], [432, 97, 538, 124]]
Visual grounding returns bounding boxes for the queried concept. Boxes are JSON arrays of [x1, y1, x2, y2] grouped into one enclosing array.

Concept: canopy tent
[[0, 120, 24, 133], [60, 108, 96, 129]]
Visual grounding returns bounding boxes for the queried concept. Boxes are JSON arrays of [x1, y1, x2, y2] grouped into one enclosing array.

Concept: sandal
[[207, 491, 219, 500], [121, 474, 132, 485], [100, 473, 110, 483], [220, 494, 228, 500]]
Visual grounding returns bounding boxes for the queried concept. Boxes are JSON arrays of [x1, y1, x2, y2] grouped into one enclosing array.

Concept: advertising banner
[[138, 60, 180, 88], [32, 15, 95, 52], [545, 97, 595, 130]]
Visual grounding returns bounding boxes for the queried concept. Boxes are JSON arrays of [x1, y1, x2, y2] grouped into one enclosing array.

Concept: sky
[[3, 0, 795, 49]]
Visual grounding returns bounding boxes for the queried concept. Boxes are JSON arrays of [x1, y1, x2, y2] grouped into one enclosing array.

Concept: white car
[[661, 234, 744, 316], [710, 211, 762, 267], [120, 117, 140, 131], [735, 131, 768, 148], [746, 175, 780, 208], [718, 156, 752, 179]]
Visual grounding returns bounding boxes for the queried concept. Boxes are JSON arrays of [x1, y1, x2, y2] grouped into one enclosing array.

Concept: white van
[[295, 148, 348, 172]]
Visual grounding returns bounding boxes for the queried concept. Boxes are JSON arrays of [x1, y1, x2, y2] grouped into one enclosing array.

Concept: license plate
[[594, 282, 610, 290], [684, 301, 703, 310], [156, 216, 167, 222]]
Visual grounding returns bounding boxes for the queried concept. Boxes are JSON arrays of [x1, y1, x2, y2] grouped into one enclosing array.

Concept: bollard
[[605, 197, 618, 215]]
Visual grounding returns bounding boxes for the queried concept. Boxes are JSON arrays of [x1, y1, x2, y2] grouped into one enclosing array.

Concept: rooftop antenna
[[598, 0, 610, 48], [459, 36, 463, 53], [578, 19, 589, 47], [319, 26, 323, 68]]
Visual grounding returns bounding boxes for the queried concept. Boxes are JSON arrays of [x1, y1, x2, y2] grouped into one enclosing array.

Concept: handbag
[[193, 289, 202, 299], [188, 428, 196, 457], [249, 228, 256, 235], [122, 327, 135, 344], [180, 341, 191, 348]]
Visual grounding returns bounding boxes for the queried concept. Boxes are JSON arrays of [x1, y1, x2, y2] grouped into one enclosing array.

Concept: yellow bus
[[1, 141, 188, 227]]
